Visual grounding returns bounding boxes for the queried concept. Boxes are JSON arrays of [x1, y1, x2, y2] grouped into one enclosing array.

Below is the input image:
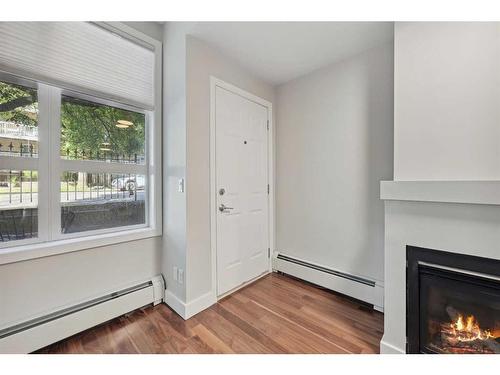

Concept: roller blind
[[0, 22, 155, 109]]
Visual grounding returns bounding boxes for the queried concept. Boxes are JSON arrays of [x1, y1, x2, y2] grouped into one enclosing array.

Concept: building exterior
[[0, 121, 38, 157]]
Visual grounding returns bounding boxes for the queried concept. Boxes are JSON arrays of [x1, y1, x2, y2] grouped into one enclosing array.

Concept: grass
[[0, 182, 38, 194]]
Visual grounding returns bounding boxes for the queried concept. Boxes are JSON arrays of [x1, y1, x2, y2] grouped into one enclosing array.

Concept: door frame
[[209, 76, 275, 299]]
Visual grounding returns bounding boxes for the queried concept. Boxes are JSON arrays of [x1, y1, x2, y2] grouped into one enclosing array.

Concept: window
[[61, 172, 146, 234], [60, 96, 146, 164], [0, 80, 39, 243], [0, 74, 159, 248], [59, 96, 147, 234], [0, 169, 38, 242], [0, 22, 161, 256]]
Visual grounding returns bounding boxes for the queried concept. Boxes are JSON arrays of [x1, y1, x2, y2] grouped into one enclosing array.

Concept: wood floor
[[35, 273, 384, 354]]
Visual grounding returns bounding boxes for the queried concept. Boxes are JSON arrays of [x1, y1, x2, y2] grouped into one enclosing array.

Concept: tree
[[0, 81, 37, 126], [61, 96, 145, 159], [0, 81, 145, 159]]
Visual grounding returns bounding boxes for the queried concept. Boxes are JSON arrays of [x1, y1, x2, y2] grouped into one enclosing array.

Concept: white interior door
[[215, 86, 269, 296]]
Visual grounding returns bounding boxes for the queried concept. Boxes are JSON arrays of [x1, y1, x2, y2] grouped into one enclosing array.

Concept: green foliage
[[0, 80, 145, 158], [60, 96, 145, 158], [62, 171, 77, 183], [22, 170, 37, 180], [0, 82, 38, 126]]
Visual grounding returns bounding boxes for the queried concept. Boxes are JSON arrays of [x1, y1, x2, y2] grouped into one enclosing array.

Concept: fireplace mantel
[[380, 180, 500, 354], [380, 180, 500, 206]]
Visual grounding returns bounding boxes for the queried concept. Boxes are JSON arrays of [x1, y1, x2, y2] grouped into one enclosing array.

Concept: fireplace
[[407, 246, 500, 354]]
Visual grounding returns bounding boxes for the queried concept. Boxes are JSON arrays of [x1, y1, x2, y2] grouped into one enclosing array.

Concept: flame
[[448, 314, 496, 342]]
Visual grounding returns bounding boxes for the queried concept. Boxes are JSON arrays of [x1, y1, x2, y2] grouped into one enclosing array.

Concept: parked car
[[111, 175, 145, 191]]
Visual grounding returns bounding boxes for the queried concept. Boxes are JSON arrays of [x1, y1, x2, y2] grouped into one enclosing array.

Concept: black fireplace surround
[[406, 246, 500, 354]]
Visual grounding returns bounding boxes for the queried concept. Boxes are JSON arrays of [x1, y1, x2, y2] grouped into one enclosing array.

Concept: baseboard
[[274, 255, 383, 309], [0, 275, 164, 354], [164, 290, 187, 318], [373, 281, 384, 312], [165, 290, 216, 320], [185, 291, 216, 319], [380, 336, 405, 354]]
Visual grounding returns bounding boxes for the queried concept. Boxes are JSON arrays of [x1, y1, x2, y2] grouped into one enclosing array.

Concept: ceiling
[[187, 22, 394, 85]]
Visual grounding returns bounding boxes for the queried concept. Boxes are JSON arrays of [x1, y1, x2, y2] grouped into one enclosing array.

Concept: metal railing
[[61, 172, 143, 203], [62, 147, 145, 164], [0, 143, 146, 241], [0, 142, 37, 157], [0, 170, 36, 205]]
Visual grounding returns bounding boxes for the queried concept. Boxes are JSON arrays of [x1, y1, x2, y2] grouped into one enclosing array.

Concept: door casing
[[209, 76, 275, 299]]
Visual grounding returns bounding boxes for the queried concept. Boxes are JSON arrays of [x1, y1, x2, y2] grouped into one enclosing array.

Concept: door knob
[[219, 203, 234, 213]]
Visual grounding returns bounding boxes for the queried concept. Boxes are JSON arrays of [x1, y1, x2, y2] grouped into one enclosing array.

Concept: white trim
[[185, 291, 217, 319], [59, 159, 147, 175], [211, 77, 273, 108], [374, 281, 384, 312], [0, 155, 38, 171], [267, 103, 275, 274], [97, 22, 161, 53], [165, 290, 217, 321], [380, 337, 406, 354], [0, 227, 161, 266], [55, 223, 149, 242], [380, 180, 500, 206], [209, 76, 275, 301], [165, 290, 187, 319], [48, 85, 62, 241], [147, 23, 163, 242]]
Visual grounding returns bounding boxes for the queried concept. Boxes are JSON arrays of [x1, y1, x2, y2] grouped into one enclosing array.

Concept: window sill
[[0, 227, 161, 266]]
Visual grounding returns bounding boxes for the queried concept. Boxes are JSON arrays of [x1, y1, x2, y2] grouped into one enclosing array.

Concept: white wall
[[0, 237, 161, 329], [0, 23, 163, 330], [162, 22, 190, 302], [394, 22, 500, 181], [382, 22, 500, 353], [161, 27, 275, 311], [123, 22, 164, 43], [185, 36, 275, 302], [276, 42, 394, 283]]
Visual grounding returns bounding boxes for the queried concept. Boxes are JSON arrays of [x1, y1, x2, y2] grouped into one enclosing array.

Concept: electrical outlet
[[173, 266, 178, 282], [178, 268, 184, 284]]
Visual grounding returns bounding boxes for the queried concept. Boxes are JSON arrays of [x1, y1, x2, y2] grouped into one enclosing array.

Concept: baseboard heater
[[273, 253, 383, 311], [0, 275, 164, 354]]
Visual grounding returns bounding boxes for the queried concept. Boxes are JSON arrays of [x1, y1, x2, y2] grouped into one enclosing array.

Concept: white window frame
[[0, 75, 49, 248], [0, 23, 162, 265]]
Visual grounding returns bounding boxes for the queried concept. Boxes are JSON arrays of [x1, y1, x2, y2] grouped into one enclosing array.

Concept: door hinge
[[268, 248, 271, 258], [267, 184, 270, 194], [267, 120, 269, 130]]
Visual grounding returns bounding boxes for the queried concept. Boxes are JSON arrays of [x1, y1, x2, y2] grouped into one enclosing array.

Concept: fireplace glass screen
[[419, 266, 500, 354]]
